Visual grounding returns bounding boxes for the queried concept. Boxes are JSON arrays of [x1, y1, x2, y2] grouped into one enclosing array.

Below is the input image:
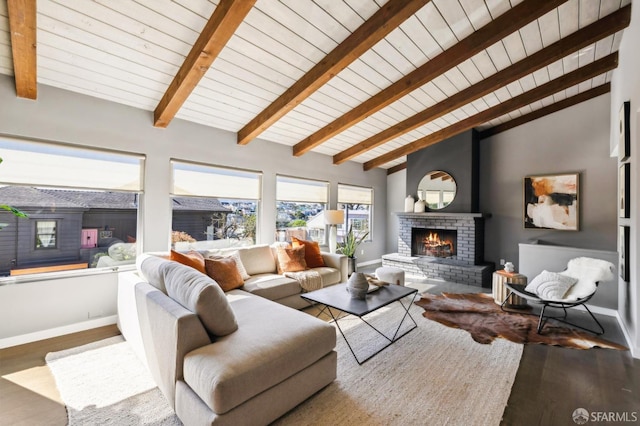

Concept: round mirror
[[417, 171, 457, 210]]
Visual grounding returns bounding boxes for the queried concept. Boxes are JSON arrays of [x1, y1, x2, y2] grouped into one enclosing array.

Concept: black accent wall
[[406, 130, 479, 213]]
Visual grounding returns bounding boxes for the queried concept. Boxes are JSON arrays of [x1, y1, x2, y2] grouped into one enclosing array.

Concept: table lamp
[[324, 210, 345, 254]]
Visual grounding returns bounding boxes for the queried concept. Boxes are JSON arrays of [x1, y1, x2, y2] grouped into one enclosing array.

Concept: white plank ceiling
[[0, 0, 632, 169]]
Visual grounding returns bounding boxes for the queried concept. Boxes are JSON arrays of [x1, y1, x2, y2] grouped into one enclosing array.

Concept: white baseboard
[[0, 315, 118, 349], [615, 312, 639, 359]]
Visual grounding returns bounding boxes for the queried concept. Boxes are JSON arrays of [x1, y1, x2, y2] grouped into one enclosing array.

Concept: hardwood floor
[[1, 281, 638, 426], [0, 325, 120, 426]]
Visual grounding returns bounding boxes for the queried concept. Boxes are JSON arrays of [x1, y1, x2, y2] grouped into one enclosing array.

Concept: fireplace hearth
[[383, 212, 493, 287], [412, 228, 457, 258]]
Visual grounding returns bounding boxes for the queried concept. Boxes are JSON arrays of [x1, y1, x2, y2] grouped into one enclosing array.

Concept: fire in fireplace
[[411, 228, 457, 258]]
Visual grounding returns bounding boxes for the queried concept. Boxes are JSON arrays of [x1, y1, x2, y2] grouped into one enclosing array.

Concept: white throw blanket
[[284, 270, 323, 292]]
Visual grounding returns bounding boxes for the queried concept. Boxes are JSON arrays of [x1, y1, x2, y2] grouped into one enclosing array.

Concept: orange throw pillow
[[276, 245, 307, 273], [170, 250, 205, 274], [204, 257, 245, 292], [291, 237, 325, 268]]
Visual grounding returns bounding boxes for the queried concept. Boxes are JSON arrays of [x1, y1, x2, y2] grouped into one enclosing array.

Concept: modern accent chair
[[501, 257, 615, 334]]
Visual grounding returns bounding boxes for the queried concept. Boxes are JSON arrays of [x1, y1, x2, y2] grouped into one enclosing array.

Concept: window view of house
[[337, 184, 373, 243], [171, 161, 260, 250], [275, 176, 328, 243], [0, 139, 143, 277]]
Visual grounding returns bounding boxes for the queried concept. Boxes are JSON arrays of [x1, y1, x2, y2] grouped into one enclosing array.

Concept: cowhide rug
[[415, 292, 627, 350]]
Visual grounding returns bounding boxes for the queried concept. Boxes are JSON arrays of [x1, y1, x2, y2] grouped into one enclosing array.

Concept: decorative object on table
[[504, 262, 515, 273], [413, 191, 426, 213], [336, 224, 369, 276], [523, 173, 579, 230], [364, 273, 389, 286], [619, 100, 631, 161], [404, 195, 415, 212], [346, 272, 369, 299], [619, 163, 630, 218], [415, 292, 627, 350], [324, 209, 345, 254], [620, 225, 630, 282]]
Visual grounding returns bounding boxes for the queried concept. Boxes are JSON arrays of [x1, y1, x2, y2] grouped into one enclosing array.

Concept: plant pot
[[347, 257, 357, 276]]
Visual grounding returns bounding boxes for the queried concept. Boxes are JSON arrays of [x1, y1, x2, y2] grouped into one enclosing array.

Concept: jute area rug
[[47, 302, 523, 426]]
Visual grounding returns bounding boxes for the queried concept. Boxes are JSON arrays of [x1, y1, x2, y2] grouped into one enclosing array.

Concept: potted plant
[[336, 224, 369, 276]]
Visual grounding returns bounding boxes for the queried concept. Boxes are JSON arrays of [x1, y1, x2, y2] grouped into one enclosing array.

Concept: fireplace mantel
[[395, 212, 489, 219]]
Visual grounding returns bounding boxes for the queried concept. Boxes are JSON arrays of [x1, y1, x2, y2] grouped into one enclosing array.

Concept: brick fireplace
[[382, 212, 493, 287]]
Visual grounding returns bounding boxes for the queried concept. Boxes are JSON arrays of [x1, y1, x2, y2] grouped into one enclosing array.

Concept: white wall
[[386, 169, 407, 253], [0, 75, 387, 345], [610, 0, 640, 357]]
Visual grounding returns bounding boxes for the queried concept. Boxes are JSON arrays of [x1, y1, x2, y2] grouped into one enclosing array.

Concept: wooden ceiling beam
[[154, 0, 256, 128], [293, 0, 568, 157], [478, 83, 611, 139], [387, 162, 407, 175], [236, 0, 432, 145], [363, 53, 618, 170], [7, 0, 37, 99], [333, 5, 631, 165]]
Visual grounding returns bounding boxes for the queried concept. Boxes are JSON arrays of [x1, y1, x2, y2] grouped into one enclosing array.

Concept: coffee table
[[301, 283, 418, 365]]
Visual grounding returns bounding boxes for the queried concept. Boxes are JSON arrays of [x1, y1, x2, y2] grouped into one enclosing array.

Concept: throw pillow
[[291, 237, 325, 268], [224, 250, 251, 280], [525, 270, 578, 301], [204, 257, 245, 292], [170, 250, 206, 274], [276, 245, 307, 273]]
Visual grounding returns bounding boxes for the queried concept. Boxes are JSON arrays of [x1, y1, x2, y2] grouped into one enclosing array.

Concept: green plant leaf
[[0, 204, 28, 218]]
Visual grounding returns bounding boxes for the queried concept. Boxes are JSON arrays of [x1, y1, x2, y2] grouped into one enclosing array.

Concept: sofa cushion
[[292, 237, 325, 268], [310, 266, 342, 286], [170, 250, 206, 274], [237, 245, 276, 276], [204, 257, 245, 292], [163, 261, 238, 337], [275, 245, 307, 273], [242, 274, 301, 300], [183, 290, 336, 414], [224, 250, 250, 280]]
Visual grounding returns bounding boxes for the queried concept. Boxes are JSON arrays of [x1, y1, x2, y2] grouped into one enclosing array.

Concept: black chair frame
[[500, 283, 604, 335]]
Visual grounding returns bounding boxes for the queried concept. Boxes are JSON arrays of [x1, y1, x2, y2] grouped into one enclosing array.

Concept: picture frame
[[619, 101, 631, 161], [523, 173, 579, 230], [619, 163, 630, 218], [619, 225, 630, 282]]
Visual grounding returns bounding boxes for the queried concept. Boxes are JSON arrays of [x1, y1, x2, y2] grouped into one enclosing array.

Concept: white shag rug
[[47, 302, 523, 425]]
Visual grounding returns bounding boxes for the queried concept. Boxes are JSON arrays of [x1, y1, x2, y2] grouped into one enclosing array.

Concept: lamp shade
[[324, 210, 344, 225]]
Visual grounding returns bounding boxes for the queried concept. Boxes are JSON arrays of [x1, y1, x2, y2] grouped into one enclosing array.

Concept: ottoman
[[375, 266, 405, 286]]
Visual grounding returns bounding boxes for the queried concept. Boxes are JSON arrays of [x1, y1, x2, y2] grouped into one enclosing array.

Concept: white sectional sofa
[[117, 244, 346, 425]]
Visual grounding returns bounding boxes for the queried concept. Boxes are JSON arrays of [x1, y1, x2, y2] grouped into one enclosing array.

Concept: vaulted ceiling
[[0, 0, 632, 172]]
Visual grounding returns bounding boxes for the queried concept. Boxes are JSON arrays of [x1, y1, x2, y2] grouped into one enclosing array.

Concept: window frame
[[170, 160, 262, 248], [0, 136, 145, 281], [337, 183, 374, 243], [35, 220, 58, 250], [275, 175, 329, 244]]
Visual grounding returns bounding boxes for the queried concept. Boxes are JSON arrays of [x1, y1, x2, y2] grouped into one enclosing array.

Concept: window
[[338, 184, 373, 242], [171, 161, 261, 250], [0, 138, 144, 277], [276, 176, 328, 243], [35, 220, 57, 249]]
